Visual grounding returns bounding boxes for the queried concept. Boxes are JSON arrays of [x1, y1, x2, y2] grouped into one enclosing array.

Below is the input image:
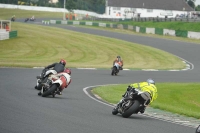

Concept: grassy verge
[[117, 21, 200, 32], [92, 83, 200, 119], [76, 25, 200, 44], [0, 8, 63, 20], [0, 22, 185, 69]]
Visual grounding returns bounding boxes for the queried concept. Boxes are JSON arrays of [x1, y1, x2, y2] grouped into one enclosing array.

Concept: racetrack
[[0, 19, 199, 133]]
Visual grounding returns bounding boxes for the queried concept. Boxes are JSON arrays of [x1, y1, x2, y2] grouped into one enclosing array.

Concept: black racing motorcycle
[[24, 18, 29, 22], [35, 69, 57, 90], [11, 17, 15, 22], [112, 88, 151, 118]]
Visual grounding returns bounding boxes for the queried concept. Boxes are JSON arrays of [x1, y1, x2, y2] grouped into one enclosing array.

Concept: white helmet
[[147, 78, 155, 85]]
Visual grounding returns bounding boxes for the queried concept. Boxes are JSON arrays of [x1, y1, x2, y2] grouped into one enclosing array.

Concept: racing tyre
[[42, 84, 57, 97], [122, 100, 140, 118]]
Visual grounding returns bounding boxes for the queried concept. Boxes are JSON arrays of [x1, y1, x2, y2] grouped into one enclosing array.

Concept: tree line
[[0, 0, 106, 14]]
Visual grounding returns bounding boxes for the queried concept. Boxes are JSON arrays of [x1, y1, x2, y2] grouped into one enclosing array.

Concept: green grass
[[92, 83, 200, 119], [76, 24, 200, 44], [0, 8, 63, 20], [0, 8, 199, 118], [0, 22, 185, 69], [117, 21, 200, 32]]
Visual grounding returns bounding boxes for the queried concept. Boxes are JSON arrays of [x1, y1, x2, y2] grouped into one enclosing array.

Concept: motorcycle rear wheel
[[42, 84, 57, 97], [122, 100, 140, 118]]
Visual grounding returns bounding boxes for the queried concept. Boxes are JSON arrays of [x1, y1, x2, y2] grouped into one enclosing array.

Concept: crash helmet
[[147, 78, 155, 85], [64, 68, 71, 75], [60, 59, 66, 66], [117, 56, 121, 58]]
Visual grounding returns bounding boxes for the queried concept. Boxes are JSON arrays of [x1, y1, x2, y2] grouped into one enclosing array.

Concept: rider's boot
[[38, 92, 42, 96], [56, 91, 62, 95], [139, 106, 146, 114]]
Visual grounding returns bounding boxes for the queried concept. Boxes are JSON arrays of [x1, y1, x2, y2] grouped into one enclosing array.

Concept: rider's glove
[[127, 85, 133, 91]]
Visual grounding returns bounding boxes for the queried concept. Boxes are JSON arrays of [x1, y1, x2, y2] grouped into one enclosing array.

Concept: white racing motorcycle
[[38, 72, 71, 97]]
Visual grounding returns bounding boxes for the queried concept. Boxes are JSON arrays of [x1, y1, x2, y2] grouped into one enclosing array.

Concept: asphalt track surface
[[0, 18, 199, 133]]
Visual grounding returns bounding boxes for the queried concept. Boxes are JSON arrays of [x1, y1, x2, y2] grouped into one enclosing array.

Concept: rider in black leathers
[[35, 59, 66, 90]]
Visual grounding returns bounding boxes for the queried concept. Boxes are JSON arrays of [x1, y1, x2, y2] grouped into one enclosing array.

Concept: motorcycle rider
[[113, 56, 123, 70], [35, 59, 66, 90], [30, 15, 34, 20], [11, 15, 15, 21], [114, 78, 158, 114], [38, 68, 72, 96]]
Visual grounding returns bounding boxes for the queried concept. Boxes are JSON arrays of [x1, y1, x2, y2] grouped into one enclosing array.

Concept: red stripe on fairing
[[60, 76, 67, 90]]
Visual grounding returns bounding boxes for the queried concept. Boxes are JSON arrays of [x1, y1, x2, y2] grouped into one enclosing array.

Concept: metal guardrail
[[82, 17, 200, 22]]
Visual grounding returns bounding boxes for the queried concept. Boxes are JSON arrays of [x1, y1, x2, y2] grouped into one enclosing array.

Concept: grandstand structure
[[104, 0, 194, 18]]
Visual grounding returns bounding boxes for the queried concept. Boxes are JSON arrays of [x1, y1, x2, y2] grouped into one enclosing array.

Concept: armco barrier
[[175, 30, 188, 38], [73, 21, 80, 25], [123, 24, 128, 30], [163, 29, 176, 36], [140, 27, 146, 33], [9, 30, 17, 38], [146, 28, 155, 34], [47, 20, 200, 39], [128, 25, 133, 30], [67, 21, 73, 25], [188, 31, 200, 39], [80, 22, 86, 25], [155, 28, 163, 35], [99, 23, 106, 27], [112, 24, 118, 28], [106, 24, 110, 28], [56, 20, 61, 24], [42, 21, 50, 25], [92, 22, 99, 26]]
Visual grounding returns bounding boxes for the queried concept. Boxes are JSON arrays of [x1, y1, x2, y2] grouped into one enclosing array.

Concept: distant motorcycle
[[36, 69, 57, 90], [111, 62, 120, 75], [29, 18, 35, 21], [11, 17, 15, 22], [38, 72, 70, 97], [112, 88, 151, 118], [24, 18, 29, 22]]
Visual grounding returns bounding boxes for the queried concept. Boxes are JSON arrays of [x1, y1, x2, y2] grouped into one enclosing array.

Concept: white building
[[104, 0, 194, 18]]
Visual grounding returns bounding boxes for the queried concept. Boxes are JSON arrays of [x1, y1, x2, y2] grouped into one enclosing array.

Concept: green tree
[[195, 5, 200, 11], [186, 0, 195, 9], [66, 0, 76, 11]]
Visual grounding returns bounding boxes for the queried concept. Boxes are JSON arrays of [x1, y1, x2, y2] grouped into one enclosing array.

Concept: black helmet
[[147, 78, 155, 85], [117, 56, 121, 58]]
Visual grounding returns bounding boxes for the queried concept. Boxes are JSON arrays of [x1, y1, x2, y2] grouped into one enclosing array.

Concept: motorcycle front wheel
[[121, 100, 140, 118], [42, 84, 57, 97], [112, 108, 118, 115], [111, 66, 117, 76]]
